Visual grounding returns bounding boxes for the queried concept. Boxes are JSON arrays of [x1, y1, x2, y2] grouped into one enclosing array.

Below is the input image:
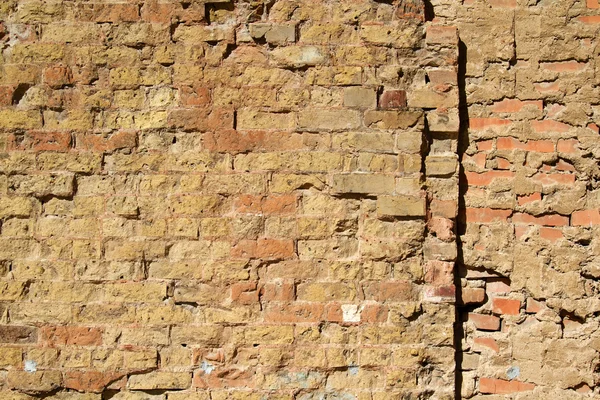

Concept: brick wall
[[431, 0, 600, 398], [0, 1, 461, 398]]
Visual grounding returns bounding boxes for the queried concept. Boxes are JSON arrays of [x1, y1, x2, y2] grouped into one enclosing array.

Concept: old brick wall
[[0, 0, 461, 399], [430, 0, 600, 398]]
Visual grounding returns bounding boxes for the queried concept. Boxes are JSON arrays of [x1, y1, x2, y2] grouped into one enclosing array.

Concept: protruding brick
[[571, 209, 600, 226], [379, 90, 407, 109], [460, 288, 485, 305], [491, 298, 520, 315], [468, 313, 501, 331]]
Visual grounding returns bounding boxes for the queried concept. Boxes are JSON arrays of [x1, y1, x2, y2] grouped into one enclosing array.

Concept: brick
[[425, 155, 458, 176], [467, 313, 501, 331], [0, 325, 37, 343], [128, 372, 192, 390], [423, 285, 456, 303], [379, 90, 407, 109], [64, 371, 125, 393], [539, 227, 563, 242], [541, 61, 587, 72], [517, 192, 541, 205], [249, 23, 296, 45], [7, 371, 62, 392], [232, 239, 295, 259], [332, 174, 395, 195], [40, 326, 102, 346], [465, 171, 514, 186], [377, 195, 426, 217], [512, 213, 569, 227], [460, 288, 485, 305], [530, 120, 571, 133], [426, 25, 458, 46], [489, 99, 543, 113], [464, 208, 511, 224], [557, 139, 579, 153], [479, 378, 535, 394], [571, 209, 600, 226], [525, 298, 546, 313], [470, 118, 511, 131], [491, 298, 520, 315], [473, 337, 499, 353], [587, 0, 599, 8], [298, 109, 361, 131]]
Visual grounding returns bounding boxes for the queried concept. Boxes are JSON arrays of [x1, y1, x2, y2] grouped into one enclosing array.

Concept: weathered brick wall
[[0, 0, 461, 398], [431, 0, 600, 398]]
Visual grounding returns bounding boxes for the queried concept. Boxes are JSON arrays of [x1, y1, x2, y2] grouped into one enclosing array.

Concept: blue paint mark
[[507, 366, 520, 380]]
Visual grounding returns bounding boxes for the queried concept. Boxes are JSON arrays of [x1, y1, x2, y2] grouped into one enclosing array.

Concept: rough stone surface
[[0, 0, 458, 399]]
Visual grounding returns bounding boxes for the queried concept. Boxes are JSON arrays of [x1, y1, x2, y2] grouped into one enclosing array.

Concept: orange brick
[[465, 208, 512, 223], [468, 313, 501, 331], [470, 118, 511, 131], [571, 209, 600, 226], [473, 337, 499, 353], [479, 378, 535, 394], [41, 326, 102, 346], [512, 213, 569, 227], [539, 227, 563, 242], [531, 120, 571, 133], [465, 171, 514, 186], [460, 287, 485, 305], [491, 298, 520, 315]]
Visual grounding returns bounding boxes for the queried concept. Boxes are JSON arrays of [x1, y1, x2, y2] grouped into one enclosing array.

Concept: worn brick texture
[[0, 0, 461, 399], [431, 0, 600, 398]]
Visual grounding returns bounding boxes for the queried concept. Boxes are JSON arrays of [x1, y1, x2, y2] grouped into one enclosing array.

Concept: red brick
[[470, 118, 511, 131], [489, 99, 542, 113], [531, 120, 571, 133], [479, 378, 535, 394], [168, 108, 234, 131], [526, 140, 554, 153], [428, 217, 455, 242], [517, 193, 541, 206], [532, 172, 575, 186], [577, 16, 600, 23], [230, 281, 259, 305], [324, 303, 343, 322], [465, 170, 514, 186], [539, 227, 563, 242], [232, 239, 295, 259], [541, 61, 587, 72], [424, 260, 454, 285], [473, 337, 499, 353], [468, 313, 501, 331], [366, 281, 416, 302], [423, 285, 456, 302], [588, 123, 599, 134], [465, 208, 512, 223], [495, 158, 510, 170], [43, 65, 73, 88], [491, 298, 520, 315], [194, 367, 253, 389], [141, 1, 177, 23], [9, 131, 72, 152], [77, 3, 139, 22], [571, 209, 600, 226], [379, 90, 407, 109], [512, 213, 568, 227], [465, 153, 486, 168], [555, 159, 575, 171], [0, 85, 15, 106], [77, 131, 137, 152], [515, 225, 528, 240], [460, 287, 485, 305], [259, 282, 295, 301], [360, 304, 388, 323], [180, 86, 211, 107], [41, 326, 102, 346], [588, 0, 600, 8], [235, 195, 296, 215], [476, 140, 493, 151], [557, 139, 579, 153], [496, 137, 526, 150], [64, 371, 125, 393]]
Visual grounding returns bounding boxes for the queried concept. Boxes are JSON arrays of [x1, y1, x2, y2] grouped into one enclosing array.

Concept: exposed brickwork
[[0, 0, 459, 398], [433, 0, 600, 398]]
